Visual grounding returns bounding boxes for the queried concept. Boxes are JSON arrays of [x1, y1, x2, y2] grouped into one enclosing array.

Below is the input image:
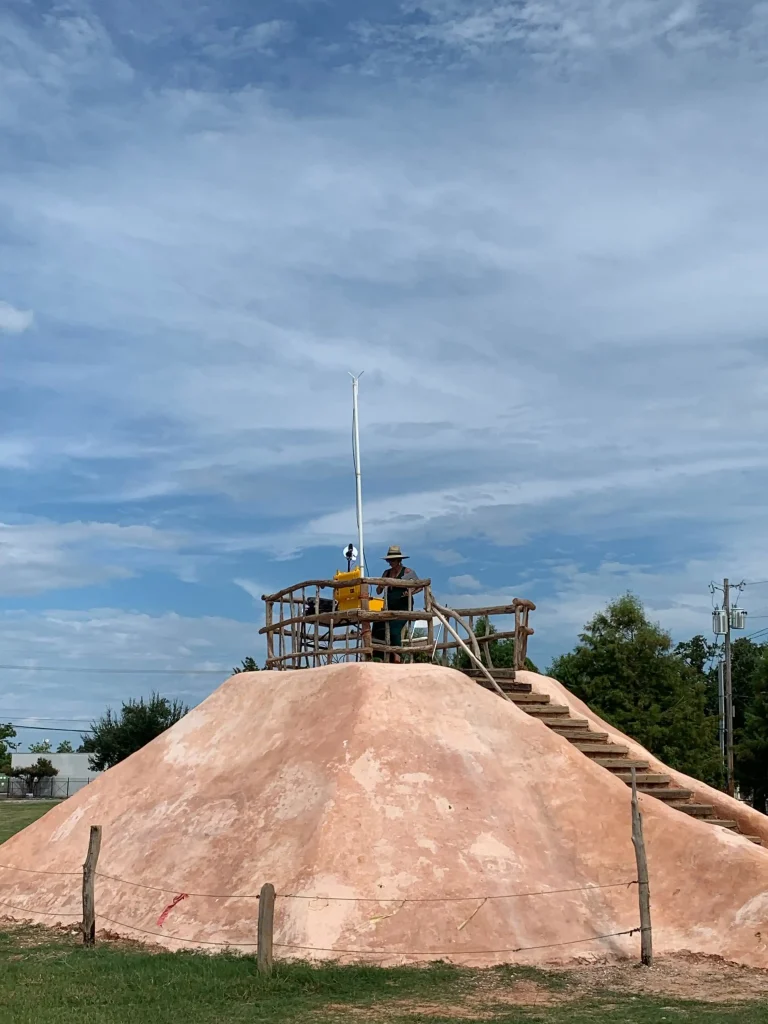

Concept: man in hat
[[372, 546, 419, 663]]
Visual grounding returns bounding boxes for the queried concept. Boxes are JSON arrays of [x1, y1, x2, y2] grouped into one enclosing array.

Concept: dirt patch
[[353, 955, 768, 1019], [328, 978, 564, 1020], [552, 951, 768, 1003]]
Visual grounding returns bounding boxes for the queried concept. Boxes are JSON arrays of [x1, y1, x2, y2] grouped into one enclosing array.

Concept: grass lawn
[[0, 925, 767, 1024], [1, 806, 767, 1023], [0, 800, 58, 844]]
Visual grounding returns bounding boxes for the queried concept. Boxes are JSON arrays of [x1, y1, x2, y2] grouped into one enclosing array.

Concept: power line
[[0, 665, 230, 675], [0, 714, 93, 723], [5, 724, 91, 734]]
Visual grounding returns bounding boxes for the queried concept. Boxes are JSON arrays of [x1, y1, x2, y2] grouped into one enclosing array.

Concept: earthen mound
[[2, 664, 767, 966]]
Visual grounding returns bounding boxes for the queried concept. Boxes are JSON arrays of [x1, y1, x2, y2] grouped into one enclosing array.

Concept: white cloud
[[0, 608, 259, 721], [449, 573, 482, 591], [432, 549, 467, 566], [0, 301, 33, 334], [233, 578, 271, 602], [0, 520, 190, 596], [200, 20, 293, 58], [0, 0, 767, 688]]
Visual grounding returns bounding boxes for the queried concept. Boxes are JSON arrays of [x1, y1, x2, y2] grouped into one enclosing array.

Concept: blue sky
[[2, 0, 768, 750]]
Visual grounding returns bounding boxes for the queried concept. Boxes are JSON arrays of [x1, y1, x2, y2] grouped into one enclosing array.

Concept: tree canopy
[[82, 692, 189, 772], [549, 593, 722, 786], [28, 739, 53, 754], [233, 657, 259, 673], [0, 724, 17, 775]]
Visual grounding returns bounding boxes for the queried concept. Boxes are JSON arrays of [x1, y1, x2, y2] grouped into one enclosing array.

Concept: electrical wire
[[3, 724, 91, 734], [0, 665, 228, 675]]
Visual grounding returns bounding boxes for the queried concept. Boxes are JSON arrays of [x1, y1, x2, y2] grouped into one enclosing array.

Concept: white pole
[[350, 372, 365, 574]]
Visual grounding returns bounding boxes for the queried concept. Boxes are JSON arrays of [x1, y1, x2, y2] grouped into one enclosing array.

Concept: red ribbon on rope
[[156, 892, 189, 926]]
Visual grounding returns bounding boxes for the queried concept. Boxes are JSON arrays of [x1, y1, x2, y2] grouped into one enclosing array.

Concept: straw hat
[[383, 545, 408, 561]]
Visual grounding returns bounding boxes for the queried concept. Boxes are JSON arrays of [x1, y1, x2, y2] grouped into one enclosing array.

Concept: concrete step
[[573, 742, 629, 755], [519, 705, 574, 719], [551, 728, 610, 743], [464, 668, 519, 679], [615, 773, 671, 786], [536, 716, 590, 728], [595, 758, 650, 770], [679, 804, 717, 818], [475, 678, 533, 694], [636, 788, 694, 802]]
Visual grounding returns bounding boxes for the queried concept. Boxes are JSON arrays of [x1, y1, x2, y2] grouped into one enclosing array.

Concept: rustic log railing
[[260, 578, 535, 673]]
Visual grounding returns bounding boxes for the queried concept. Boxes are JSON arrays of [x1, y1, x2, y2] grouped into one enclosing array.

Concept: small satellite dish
[[343, 544, 358, 563]]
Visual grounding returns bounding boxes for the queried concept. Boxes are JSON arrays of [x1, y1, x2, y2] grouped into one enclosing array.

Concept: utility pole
[[723, 578, 735, 797]]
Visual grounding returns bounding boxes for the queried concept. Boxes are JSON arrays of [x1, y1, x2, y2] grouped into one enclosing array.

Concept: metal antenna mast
[[350, 372, 365, 574]]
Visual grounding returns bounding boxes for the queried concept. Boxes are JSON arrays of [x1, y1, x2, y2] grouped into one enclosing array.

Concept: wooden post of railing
[[81, 825, 102, 946], [288, 594, 296, 669], [257, 882, 275, 976], [278, 599, 285, 665], [630, 768, 653, 966], [265, 600, 274, 668], [513, 606, 524, 672], [360, 580, 371, 662], [425, 588, 434, 656], [313, 586, 321, 667], [484, 614, 495, 670]]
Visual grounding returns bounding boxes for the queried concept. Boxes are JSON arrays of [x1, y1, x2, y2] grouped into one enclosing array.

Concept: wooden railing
[[259, 578, 535, 674]]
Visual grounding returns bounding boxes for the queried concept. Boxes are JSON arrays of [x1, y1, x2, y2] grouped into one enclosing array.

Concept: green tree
[[736, 648, 768, 811], [11, 757, 58, 795], [0, 723, 18, 775], [56, 740, 74, 753], [28, 739, 52, 754], [730, 637, 766, 735], [550, 594, 722, 785], [83, 693, 189, 772], [233, 657, 259, 673]]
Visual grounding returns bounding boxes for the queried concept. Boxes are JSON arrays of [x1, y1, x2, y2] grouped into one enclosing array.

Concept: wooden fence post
[[81, 825, 102, 947], [257, 882, 275, 976], [630, 768, 653, 966]]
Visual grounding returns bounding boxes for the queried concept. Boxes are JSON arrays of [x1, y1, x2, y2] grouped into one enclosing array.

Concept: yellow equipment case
[[333, 567, 384, 613]]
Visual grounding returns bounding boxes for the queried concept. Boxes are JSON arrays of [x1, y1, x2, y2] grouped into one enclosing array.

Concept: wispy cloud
[[0, 520, 190, 596], [0, 301, 33, 334], [0, 0, 767, 690], [449, 573, 481, 591], [0, 607, 256, 719]]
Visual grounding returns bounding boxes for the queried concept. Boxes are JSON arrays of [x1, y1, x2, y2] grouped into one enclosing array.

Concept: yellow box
[[334, 568, 384, 613]]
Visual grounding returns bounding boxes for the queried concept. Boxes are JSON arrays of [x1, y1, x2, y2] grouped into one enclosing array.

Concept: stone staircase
[[464, 668, 763, 846]]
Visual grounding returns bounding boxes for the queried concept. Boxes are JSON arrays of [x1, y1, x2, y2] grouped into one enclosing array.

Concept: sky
[[2, 0, 768, 751]]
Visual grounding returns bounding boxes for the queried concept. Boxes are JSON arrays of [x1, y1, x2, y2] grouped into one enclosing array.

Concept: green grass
[[1, 810, 767, 1023], [0, 800, 58, 844], [0, 926, 766, 1024]]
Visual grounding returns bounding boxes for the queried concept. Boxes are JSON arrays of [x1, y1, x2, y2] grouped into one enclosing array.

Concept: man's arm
[[376, 568, 391, 595]]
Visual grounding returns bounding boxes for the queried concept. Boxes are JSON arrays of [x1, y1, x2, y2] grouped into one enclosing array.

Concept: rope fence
[[0, 776, 655, 972], [0, 840, 646, 969]]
